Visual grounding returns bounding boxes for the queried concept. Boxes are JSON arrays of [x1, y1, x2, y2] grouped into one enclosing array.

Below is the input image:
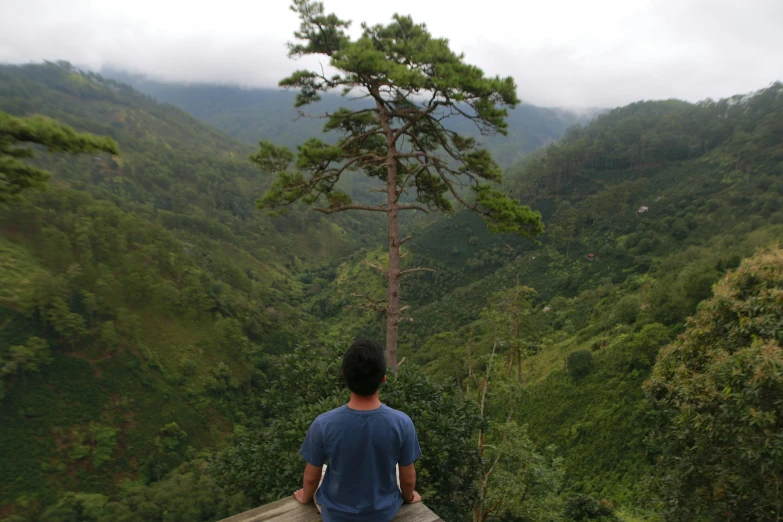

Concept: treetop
[[255, 1, 542, 239]]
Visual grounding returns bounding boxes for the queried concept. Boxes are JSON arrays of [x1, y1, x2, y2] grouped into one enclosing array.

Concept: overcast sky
[[1, 0, 781, 108]]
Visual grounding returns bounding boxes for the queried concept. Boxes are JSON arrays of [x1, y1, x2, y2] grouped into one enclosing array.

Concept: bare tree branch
[[364, 260, 388, 277], [347, 290, 388, 313], [398, 203, 430, 212]]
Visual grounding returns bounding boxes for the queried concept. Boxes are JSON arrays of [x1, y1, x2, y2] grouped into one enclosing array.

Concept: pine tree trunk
[[386, 199, 401, 370], [384, 108, 401, 370]]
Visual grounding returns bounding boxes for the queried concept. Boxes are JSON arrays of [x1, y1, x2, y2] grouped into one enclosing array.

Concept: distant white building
[[637, 206, 649, 213]]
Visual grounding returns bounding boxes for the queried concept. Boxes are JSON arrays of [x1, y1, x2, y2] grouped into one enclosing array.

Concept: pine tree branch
[[313, 203, 388, 214], [391, 94, 444, 142]]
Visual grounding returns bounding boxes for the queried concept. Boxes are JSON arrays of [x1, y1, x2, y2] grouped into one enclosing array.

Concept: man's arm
[[399, 415, 423, 504], [294, 463, 322, 504], [297, 419, 326, 504], [398, 464, 421, 504]]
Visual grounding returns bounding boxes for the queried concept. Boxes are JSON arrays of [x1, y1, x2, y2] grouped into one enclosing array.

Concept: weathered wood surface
[[218, 496, 443, 522]]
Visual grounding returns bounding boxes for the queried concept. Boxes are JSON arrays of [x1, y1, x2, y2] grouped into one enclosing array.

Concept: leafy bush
[[567, 350, 594, 379], [610, 295, 640, 325], [563, 494, 619, 521], [89, 423, 117, 468], [211, 342, 482, 522], [41, 493, 108, 522], [647, 248, 783, 521]]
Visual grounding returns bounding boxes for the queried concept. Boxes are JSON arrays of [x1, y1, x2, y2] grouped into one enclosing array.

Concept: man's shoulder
[[381, 405, 415, 425], [314, 405, 347, 424]]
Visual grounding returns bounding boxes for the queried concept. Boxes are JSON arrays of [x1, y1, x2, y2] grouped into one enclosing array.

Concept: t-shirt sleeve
[[399, 417, 422, 467], [299, 419, 327, 467]]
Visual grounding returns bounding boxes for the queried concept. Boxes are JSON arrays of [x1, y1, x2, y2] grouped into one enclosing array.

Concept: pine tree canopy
[[0, 110, 119, 202], [253, 0, 543, 237]]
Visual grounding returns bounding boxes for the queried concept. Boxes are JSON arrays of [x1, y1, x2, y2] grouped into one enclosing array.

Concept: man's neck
[[347, 392, 381, 411]]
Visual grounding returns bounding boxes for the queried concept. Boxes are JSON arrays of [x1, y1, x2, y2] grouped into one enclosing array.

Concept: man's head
[[342, 339, 387, 396]]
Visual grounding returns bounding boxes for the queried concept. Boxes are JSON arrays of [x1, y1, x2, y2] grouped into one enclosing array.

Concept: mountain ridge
[[101, 69, 599, 166]]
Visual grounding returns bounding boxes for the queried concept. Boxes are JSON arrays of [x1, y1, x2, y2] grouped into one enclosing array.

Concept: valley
[[1, 58, 782, 522]]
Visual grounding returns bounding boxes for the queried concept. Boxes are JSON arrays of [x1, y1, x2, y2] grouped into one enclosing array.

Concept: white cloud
[[1, 0, 781, 107]]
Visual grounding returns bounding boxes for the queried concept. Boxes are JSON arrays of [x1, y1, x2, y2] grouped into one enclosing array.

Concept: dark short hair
[[342, 339, 386, 396]]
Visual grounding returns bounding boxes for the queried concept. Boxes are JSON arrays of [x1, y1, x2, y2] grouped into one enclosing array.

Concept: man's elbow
[[303, 464, 322, 486], [398, 464, 416, 487], [400, 477, 416, 489]]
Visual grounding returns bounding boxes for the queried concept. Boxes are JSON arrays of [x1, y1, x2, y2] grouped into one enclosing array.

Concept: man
[[294, 339, 422, 521]]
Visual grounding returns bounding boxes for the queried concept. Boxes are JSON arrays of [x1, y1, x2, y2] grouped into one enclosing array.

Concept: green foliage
[[563, 494, 620, 521], [0, 109, 118, 201], [473, 185, 544, 236], [67, 434, 91, 462], [567, 350, 594, 379], [399, 81, 783, 515], [647, 248, 783, 521], [97, 462, 247, 522], [257, 0, 542, 237], [610, 295, 641, 326], [40, 492, 108, 522], [0, 61, 367, 515], [89, 423, 117, 468], [147, 423, 192, 482], [0, 46, 782, 522], [30, 461, 247, 522], [517, 325, 675, 505], [479, 421, 564, 521], [211, 342, 482, 522], [511, 83, 783, 200], [2, 337, 51, 377]]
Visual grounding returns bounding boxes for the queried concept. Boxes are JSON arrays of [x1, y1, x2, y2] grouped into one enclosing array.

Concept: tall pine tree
[[254, 0, 543, 367]]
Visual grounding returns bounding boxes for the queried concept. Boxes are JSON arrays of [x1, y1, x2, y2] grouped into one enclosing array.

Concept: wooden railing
[[218, 496, 443, 522]]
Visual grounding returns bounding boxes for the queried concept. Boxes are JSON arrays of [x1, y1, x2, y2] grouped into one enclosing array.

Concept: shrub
[[567, 350, 594, 379], [610, 295, 641, 325], [211, 342, 481, 522], [647, 248, 783, 521], [89, 423, 117, 468], [179, 358, 197, 377], [563, 494, 619, 521]]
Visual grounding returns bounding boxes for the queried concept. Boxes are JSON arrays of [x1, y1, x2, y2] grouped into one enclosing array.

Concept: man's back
[[300, 404, 421, 522]]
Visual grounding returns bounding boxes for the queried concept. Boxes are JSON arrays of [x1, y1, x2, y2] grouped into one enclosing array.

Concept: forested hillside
[[392, 82, 783, 507], [0, 62, 383, 518], [281, 80, 783, 511], [1, 60, 782, 522], [103, 71, 594, 166]]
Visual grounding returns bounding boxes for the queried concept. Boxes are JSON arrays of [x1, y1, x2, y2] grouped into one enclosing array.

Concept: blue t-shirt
[[299, 404, 422, 522]]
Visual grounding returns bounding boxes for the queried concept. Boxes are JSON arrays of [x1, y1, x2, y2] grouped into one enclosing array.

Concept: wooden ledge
[[218, 496, 443, 522]]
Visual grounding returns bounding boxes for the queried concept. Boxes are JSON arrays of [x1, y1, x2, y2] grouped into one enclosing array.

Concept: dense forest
[[1, 59, 782, 522]]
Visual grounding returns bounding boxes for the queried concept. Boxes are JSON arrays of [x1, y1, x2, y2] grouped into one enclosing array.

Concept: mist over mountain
[[103, 69, 600, 166]]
